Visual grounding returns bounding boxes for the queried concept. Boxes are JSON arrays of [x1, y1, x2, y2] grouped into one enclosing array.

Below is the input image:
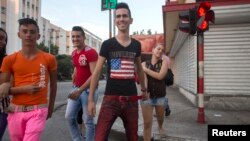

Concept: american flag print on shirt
[[110, 58, 135, 79]]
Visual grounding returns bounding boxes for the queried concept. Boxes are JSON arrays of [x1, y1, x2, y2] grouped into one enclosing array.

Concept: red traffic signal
[[179, 8, 197, 35], [197, 2, 215, 32]]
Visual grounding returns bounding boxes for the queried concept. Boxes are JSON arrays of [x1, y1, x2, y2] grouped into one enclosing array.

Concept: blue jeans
[[0, 112, 8, 140], [140, 97, 165, 106], [65, 86, 98, 141]]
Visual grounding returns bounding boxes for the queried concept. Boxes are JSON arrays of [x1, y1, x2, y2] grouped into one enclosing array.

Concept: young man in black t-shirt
[[88, 2, 146, 141]]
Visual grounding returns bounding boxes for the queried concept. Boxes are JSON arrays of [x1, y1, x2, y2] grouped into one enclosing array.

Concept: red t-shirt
[[72, 46, 98, 87]]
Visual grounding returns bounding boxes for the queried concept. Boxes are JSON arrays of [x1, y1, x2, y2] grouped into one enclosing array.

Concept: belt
[[7, 103, 48, 112], [105, 95, 144, 102]]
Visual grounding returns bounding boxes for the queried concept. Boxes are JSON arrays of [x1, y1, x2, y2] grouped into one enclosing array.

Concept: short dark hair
[[72, 26, 85, 36], [116, 2, 131, 18], [18, 18, 39, 33]]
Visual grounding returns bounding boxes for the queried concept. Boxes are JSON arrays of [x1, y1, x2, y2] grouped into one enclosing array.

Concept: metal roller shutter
[[176, 35, 197, 94], [204, 23, 250, 95]]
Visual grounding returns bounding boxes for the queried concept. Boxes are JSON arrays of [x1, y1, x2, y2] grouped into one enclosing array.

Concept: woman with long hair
[[141, 43, 168, 140], [0, 27, 10, 140]]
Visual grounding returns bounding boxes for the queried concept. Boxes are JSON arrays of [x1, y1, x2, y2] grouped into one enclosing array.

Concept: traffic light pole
[[109, 8, 112, 38], [197, 32, 206, 124]]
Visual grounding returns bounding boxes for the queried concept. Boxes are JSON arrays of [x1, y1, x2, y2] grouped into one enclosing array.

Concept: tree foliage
[[37, 42, 49, 52], [56, 54, 73, 80], [37, 42, 59, 55], [37, 42, 72, 81]]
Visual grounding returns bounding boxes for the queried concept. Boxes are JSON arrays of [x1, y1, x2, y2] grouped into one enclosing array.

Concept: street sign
[[101, 0, 117, 11]]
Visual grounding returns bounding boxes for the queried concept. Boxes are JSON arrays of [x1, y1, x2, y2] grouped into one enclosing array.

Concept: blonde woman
[[141, 44, 168, 140]]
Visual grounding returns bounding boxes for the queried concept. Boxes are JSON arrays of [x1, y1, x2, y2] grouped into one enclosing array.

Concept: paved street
[[3, 81, 250, 141]]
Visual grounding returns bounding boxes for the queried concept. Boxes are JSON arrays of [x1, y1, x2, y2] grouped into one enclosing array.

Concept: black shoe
[[165, 108, 171, 117]]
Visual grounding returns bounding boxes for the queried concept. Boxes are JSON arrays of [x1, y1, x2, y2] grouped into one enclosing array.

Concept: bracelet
[[141, 88, 147, 92]]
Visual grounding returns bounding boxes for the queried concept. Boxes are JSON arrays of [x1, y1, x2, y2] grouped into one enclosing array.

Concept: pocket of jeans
[[102, 98, 116, 108], [36, 108, 48, 119]]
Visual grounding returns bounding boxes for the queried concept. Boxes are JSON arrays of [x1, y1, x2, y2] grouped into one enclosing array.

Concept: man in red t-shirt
[[65, 26, 98, 141]]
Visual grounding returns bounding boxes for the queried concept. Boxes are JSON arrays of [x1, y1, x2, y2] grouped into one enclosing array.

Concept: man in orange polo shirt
[[0, 18, 57, 141]]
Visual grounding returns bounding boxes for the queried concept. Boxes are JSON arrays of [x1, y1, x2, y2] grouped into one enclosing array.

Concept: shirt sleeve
[[87, 49, 98, 63], [0, 55, 14, 73], [99, 40, 108, 58]]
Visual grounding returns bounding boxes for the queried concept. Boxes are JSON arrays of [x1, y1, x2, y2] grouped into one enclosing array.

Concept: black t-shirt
[[100, 37, 141, 96]]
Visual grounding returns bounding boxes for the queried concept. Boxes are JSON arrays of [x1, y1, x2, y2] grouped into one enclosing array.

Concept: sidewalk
[[3, 86, 250, 141], [108, 86, 250, 141]]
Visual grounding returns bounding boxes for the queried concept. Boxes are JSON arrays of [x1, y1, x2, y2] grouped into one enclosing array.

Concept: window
[[1, 21, 6, 29], [1, 7, 6, 14], [27, 2, 30, 8], [66, 46, 70, 53]]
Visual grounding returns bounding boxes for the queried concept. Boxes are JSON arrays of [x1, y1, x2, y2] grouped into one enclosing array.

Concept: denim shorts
[[140, 97, 165, 106]]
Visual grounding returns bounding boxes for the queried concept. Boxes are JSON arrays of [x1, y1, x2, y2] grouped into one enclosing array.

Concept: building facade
[[0, 0, 102, 55], [163, 0, 250, 110]]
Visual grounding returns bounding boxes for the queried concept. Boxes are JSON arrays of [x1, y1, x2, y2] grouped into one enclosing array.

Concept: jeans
[[0, 112, 8, 140], [65, 86, 98, 141], [7, 108, 48, 141], [95, 95, 139, 141], [140, 97, 165, 106]]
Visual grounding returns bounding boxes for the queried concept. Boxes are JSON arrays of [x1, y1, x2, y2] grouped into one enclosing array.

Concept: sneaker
[[165, 108, 171, 117]]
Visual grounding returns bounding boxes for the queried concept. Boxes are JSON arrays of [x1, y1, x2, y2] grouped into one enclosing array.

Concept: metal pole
[[48, 29, 51, 54], [109, 9, 112, 38], [197, 32, 206, 124], [113, 9, 116, 37]]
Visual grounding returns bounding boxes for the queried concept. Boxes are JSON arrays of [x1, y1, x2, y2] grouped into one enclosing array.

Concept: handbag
[[165, 69, 174, 86]]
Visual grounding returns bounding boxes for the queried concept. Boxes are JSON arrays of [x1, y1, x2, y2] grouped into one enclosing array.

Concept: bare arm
[[88, 56, 106, 117], [0, 71, 43, 95], [68, 61, 97, 100], [71, 67, 76, 83], [135, 57, 146, 93], [47, 69, 57, 119], [0, 73, 11, 99], [142, 59, 168, 80], [79, 61, 97, 92]]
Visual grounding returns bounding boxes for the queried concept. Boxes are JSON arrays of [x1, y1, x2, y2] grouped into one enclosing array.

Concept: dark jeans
[[77, 108, 83, 124], [0, 112, 8, 140], [95, 95, 139, 141]]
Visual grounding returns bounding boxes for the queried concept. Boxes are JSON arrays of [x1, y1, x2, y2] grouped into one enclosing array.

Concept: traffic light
[[179, 8, 197, 35], [196, 2, 215, 32]]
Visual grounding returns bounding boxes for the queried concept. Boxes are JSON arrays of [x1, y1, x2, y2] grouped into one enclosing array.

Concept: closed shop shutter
[[204, 23, 250, 95], [176, 35, 197, 94]]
